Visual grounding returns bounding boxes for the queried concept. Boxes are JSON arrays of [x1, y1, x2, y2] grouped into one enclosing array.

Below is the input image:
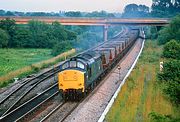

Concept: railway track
[[0, 83, 59, 122], [39, 101, 80, 122], [0, 27, 128, 122], [37, 28, 130, 122], [0, 67, 60, 117]]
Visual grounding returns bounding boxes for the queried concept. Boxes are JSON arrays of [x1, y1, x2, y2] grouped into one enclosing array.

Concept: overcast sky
[[0, 0, 152, 13]]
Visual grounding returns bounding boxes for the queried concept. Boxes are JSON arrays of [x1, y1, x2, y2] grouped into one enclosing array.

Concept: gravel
[[63, 38, 143, 122]]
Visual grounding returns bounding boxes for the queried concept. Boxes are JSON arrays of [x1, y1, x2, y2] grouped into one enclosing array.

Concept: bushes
[[163, 40, 180, 59], [157, 15, 180, 106], [0, 19, 77, 51], [158, 60, 180, 104], [157, 14, 180, 45], [149, 112, 179, 122], [158, 39, 180, 105], [158, 60, 180, 82], [0, 28, 9, 48], [51, 41, 72, 56]]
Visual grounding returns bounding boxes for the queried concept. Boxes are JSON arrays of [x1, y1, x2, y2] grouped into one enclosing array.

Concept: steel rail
[[0, 83, 59, 122], [34, 27, 128, 122], [1, 68, 60, 117], [60, 28, 138, 122], [59, 28, 137, 122], [15, 91, 60, 122], [0, 66, 59, 105], [59, 102, 79, 122], [0, 26, 127, 122], [40, 101, 66, 122]]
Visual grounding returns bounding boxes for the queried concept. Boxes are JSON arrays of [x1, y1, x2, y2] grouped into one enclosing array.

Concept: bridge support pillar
[[156, 26, 162, 31], [103, 25, 108, 41]]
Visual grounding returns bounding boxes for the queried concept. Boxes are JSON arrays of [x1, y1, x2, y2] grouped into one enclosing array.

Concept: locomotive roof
[[74, 51, 101, 65]]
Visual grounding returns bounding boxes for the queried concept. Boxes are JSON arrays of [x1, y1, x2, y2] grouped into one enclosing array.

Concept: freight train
[[58, 27, 140, 100]]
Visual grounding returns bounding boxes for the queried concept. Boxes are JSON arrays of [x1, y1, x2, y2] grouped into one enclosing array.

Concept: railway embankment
[[106, 40, 180, 121]]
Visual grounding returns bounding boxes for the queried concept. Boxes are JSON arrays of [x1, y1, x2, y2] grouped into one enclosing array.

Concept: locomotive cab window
[[70, 61, 76, 68], [62, 62, 69, 69], [77, 62, 85, 69]]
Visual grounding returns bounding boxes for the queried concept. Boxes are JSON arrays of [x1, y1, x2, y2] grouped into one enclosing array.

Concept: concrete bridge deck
[[0, 16, 170, 26]]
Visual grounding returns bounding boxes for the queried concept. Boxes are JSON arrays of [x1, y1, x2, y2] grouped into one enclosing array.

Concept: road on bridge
[[0, 16, 169, 26]]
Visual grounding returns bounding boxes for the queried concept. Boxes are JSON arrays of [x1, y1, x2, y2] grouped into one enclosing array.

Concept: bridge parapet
[[0, 16, 170, 26]]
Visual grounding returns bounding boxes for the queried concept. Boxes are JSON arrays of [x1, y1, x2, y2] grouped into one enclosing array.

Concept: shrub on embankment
[[106, 40, 179, 121], [156, 15, 180, 106], [157, 14, 180, 45], [158, 40, 180, 105], [150, 15, 180, 121], [162, 40, 180, 60]]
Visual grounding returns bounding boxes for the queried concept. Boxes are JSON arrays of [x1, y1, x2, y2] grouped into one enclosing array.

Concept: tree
[[13, 27, 31, 48], [51, 41, 72, 56], [0, 28, 9, 48], [65, 11, 82, 17], [163, 40, 180, 59], [158, 60, 180, 104], [0, 18, 16, 47], [6, 11, 14, 16], [158, 14, 180, 44], [122, 4, 150, 18], [151, 0, 180, 17], [85, 11, 115, 17], [51, 21, 67, 41], [65, 30, 77, 40], [0, 10, 5, 16], [138, 5, 149, 13], [28, 20, 52, 48], [124, 4, 139, 13], [27, 20, 76, 49]]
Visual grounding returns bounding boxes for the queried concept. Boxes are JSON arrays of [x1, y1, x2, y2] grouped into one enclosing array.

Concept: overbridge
[[0, 16, 169, 26], [0, 16, 170, 41]]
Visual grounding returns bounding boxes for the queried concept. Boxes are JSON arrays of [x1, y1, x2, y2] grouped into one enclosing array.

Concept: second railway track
[[0, 27, 129, 122], [0, 83, 59, 122], [0, 66, 60, 117]]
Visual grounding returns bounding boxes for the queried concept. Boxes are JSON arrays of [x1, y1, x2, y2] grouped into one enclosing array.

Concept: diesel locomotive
[[58, 27, 140, 100]]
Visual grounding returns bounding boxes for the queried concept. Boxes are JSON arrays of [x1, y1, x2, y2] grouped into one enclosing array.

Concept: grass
[[0, 48, 53, 76], [105, 40, 180, 122], [0, 48, 76, 88]]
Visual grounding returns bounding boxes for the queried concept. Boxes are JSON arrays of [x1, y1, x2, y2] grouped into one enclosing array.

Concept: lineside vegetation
[[106, 14, 180, 122], [0, 49, 75, 88], [106, 40, 179, 122]]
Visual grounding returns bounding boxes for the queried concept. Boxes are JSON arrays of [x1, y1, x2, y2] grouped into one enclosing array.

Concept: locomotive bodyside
[[58, 52, 103, 100], [58, 28, 140, 100]]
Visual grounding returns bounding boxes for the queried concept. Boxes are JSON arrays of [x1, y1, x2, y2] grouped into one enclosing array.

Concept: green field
[[106, 40, 180, 121], [0, 48, 53, 76]]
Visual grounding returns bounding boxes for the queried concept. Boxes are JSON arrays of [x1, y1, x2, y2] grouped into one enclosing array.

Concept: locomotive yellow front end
[[58, 70, 85, 93], [58, 59, 86, 100]]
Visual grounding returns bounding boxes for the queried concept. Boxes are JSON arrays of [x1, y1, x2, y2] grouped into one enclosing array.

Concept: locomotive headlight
[[60, 84, 63, 86]]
